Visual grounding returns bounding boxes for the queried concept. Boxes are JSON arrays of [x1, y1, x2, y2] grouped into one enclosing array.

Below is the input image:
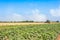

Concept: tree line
[[0, 20, 59, 23]]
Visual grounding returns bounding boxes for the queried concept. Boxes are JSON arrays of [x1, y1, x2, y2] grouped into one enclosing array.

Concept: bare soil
[[56, 34, 60, 40]]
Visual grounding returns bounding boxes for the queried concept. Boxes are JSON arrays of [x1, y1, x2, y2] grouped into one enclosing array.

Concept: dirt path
[[56, 34, 60, 40]]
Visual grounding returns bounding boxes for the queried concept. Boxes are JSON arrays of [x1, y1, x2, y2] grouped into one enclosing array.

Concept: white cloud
[[50, 7, 60, 16], [0, 13, 25, 21], [28, 9, 47, 21], [6, 13, 25, 21], [0, 9, 47, 21]]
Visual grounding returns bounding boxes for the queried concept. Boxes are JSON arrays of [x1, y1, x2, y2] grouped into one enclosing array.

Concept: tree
[[45, 20, 50, 23], [56, 20, 59, 23]]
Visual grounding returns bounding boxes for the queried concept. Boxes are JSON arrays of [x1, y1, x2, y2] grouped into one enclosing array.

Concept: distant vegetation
[[45, 20, 50, 23], [56, 20, 59, 23], [0, 21, 34, 23], [0, 20, 59, 23]]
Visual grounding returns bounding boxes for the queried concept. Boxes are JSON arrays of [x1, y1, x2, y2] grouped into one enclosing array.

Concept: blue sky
[[0, 0, 60, 21]]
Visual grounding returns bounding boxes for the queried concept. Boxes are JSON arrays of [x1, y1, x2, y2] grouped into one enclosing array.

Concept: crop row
[[0, 24, 60, 40]]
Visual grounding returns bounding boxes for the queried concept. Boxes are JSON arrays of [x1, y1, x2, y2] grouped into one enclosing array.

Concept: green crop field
[[0, 23, 60, 40]]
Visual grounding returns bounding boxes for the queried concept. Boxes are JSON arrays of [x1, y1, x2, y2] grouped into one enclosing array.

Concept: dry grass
[[0, 22, 59, 26], [0, 23, 48, 26]]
